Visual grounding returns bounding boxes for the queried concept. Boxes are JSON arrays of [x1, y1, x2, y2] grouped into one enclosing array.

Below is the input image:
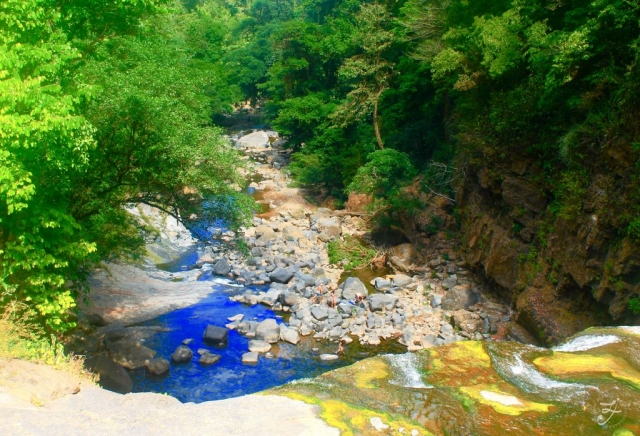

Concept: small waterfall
[[553, 335, 620, 352], [491, 347, 593, 402], [386, 353, 431, 389]]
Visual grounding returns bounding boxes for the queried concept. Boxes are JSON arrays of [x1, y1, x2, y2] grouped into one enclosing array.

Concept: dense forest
[[2, 0, 640, 332]]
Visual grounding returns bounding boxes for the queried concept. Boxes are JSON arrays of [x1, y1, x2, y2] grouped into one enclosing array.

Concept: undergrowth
[[0, 307, 94, 381], [328, 234, 378, 270]]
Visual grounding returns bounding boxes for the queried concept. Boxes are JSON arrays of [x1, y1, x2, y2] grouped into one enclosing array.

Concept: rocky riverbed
[[74, 128, 512, 397]]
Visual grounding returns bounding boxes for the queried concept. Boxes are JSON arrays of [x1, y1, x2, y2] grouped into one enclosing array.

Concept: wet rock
[[203, 325, 229, 347], [248, 340, 272, 353], [280, 326, 300, 344], [242, 351, 259, 364], [84, 355, 132, 394], [145, 358, 170, 375], [171, 345, 193, 363], [256, 319, 280, 343], [107, 339, 156, 370], [213, 258, 231, 276], [319, 354, 339, 361], [199, 353, 222, 366]]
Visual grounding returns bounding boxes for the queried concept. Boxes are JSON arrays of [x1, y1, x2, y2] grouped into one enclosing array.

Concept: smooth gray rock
[[256, 319, 280, 343], [392, 274, 413, 288], [369, 294, 398, 312], [372, 278, 392, 291], [311, 306, 328, 321], [242, 351, 259, 364], [248, 340, 271, 353], [339, 277, 368, 301], [269, 267, 294, 284], [203, 325, 229, 347], [319, 354, 339, 361], [213, 258, 231, 276], [171, 345, 193, 363], [145, 358, 170, 376], [280, 327, 300, 344]]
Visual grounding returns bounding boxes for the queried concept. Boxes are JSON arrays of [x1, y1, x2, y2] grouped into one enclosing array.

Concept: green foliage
[[348, 149, 417, 196], [629, 297, 640, 315], [0, 0, 251, 331], [327, 235, 377, 270]]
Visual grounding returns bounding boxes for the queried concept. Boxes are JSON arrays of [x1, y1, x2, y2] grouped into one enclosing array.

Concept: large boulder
[[213, 258, 231, 276], [203, 325, 229, 347], [107, 339, 156, 370], [387, 243, 416, 272], [280, 326, 300, 344], [339, 277, 368, 301], [441, 285, 480, 310], [256, 319, 280, 343], [316, 217, 342, 242], [255, 225, 276, 241], [84, 355, 132, 394], [311, 306, 328, 321], [269, 267, 294, 284], [171, 345, 193, 363], [369, 294, 399, 312], [242, 351, 259, 364]]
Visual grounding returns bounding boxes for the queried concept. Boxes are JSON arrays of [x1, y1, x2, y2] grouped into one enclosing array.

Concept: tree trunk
[[373, 98, 384, 150]]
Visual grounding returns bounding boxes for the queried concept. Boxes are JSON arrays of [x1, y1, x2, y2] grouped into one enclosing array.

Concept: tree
[[331, 2, 395, 150]]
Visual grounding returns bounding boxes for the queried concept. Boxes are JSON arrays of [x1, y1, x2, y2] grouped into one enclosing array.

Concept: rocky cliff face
[[456, 146, 640, 344]]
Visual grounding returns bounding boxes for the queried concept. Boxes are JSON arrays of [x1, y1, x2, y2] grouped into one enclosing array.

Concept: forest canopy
[[2, 0, 639, 330]]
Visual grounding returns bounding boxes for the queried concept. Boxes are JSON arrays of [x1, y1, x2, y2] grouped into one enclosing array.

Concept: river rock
[[248, 340, 272, 353], [339, 277, 367, 301], [97, 322, 128, 342], [107, 339, 157, 370], [392, 274, 413, 288], [242, 351, 259, 364], [369, 294, 399, 312], [311, 306, 328, 321], [441, 285, 480, 310], [315, 217, 342, 242], [171, 345, 193, 363], [372, 278, 391, 291], [256, 319, 280, 343], [84, 355, 133, 394], [145, 358, 170, 376], [319, 354, 339, 361], [213, 258, 231, 276], [279, 291, 299, 306], [86, 313, 108, 327], [269, 267, 294, 284], [199, 353, 222, 366], [203, 325, 229, 347], [280, 326, 300, 344], [440, 324, 454, 336], [441, 275, 458, 289], [431, 294, 442, 308]]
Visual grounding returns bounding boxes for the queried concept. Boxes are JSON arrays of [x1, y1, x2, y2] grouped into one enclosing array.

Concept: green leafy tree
[[331, 2, 395, 150]]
